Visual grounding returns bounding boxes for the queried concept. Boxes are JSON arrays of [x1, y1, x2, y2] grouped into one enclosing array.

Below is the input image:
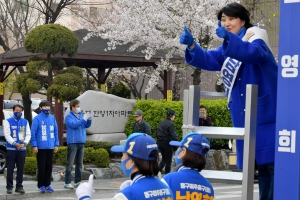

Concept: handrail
[[182, 85, 258, 200]]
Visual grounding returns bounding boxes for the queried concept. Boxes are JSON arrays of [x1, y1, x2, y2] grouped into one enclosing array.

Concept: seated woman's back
[[162, 132, 214, 200], [111, 133, 175, 200]]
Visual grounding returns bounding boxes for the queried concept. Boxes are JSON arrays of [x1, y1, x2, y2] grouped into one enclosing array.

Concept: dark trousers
[[158, 141, 173, 174], [36, 149, 53, 188], [258, 163, 274, 200], [6, 150, 26, 189]]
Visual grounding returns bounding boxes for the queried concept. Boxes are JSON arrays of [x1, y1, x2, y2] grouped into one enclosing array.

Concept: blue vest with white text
[[6, 117, 28, 151]]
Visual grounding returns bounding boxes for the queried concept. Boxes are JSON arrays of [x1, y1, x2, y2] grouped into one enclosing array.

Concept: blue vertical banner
[[275, 0, 300, 199]]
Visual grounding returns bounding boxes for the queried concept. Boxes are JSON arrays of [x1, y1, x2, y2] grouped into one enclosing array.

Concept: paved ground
[[0, 175, 259, 200], [0, 174, 122, 200]]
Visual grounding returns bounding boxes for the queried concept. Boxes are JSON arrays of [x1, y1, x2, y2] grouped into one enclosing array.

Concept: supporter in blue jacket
[[64, 99, 92, 190], [4, 104, 31, 194], [75, 133, 174, 200], [179, 2, 277, 200], [162, 132, 214, 200], [30, 100, 59, 193]]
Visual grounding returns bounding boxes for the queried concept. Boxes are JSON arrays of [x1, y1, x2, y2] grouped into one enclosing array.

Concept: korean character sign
[[278, 129, 296, 153], [274, 1, 300, 199], [281, 55, 298, 78]]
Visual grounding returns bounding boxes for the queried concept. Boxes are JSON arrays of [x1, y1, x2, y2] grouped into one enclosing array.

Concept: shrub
[[200, 99, 232, 149], [24, 157, 37, 175], [125, 99, 183, 141], [83, 147, 95, 163], [125, 99, 232, 149], [92, 148, 109, 168], [85, 141, 121, 158], [53, 146, 68, 165], [26, 143, 34, 157]]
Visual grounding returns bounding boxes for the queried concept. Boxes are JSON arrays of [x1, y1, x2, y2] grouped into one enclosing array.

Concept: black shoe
[[15, 187, 25, 194], [7, 189, 12, 194]]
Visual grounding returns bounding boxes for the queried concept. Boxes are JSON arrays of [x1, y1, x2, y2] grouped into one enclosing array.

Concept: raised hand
[[76, 174, 95, 200], [216, 20, 230, 41], [180, 26, 194, 47]]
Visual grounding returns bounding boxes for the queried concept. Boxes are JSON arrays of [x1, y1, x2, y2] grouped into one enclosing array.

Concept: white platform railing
[[182, 85, 258, 200]]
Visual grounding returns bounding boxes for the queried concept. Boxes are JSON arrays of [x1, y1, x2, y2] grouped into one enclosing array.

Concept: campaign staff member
[[162, 132, 214, 200], [180, 2, 277, 199], [111, 133, 174, 200], [75, 133, 174, 200], [4, 104, 31, 194]]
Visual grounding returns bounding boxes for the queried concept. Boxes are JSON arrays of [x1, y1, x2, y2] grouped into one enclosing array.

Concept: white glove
[[120, 180, 133, 190], [83, 112, 90, 121], [88, 113, 93, 120], [76, 174, 95, 200]]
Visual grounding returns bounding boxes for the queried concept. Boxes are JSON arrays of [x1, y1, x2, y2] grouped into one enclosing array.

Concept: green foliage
[[24, 24, 78, 57], [49, 58, 67, 71], [26, 143, 34, 157], [53, 145, 111, 167], [47, 72, 83, 101], [197, 99, 232, 149], [53, 146, 68, 165], [59, 66, 83, 78], [125, 99, 183, 140], [24, 157, 37, 175], [83, 147, 95, 163], [26, 57, 52, 74], [107, 82, 131, 99], [3, 73, 17, 97], [92, 148, 110, 168], [125, 99, 232, 149], [15, 73, 41, 96], [85, 141, 121, 158]]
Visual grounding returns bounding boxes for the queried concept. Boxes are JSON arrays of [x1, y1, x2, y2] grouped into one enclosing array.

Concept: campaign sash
[[221, 27, 272, 102]]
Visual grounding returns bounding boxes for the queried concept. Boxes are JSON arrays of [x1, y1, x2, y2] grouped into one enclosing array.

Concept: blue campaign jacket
[[5, 117, 31, 151], [112, 174, 174, 200], [185, 27, 278, 168], [65, 111, 91, 144], [162, 167, 214, 200], [30, 112, 59, 149]]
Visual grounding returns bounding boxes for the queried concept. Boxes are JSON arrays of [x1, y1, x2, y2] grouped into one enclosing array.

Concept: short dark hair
[[217, 2, 253, 29], [39, 100, 51, 108], [70, 99, 80, 110], [200, 105, 206, 110], [13, 104, 24, 111], [182, 148, 206, 172], [130, 150, 159, 176]]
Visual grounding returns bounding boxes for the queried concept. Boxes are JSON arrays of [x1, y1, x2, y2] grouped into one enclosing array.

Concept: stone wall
[[65, 90, 136, 143]]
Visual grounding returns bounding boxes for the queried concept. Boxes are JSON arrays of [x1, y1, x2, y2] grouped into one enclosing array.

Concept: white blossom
[[82, 0, 237, 93]]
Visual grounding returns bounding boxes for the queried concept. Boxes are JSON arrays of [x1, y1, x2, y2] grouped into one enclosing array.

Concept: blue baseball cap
[[111, 133, 158, 161], [170, 132, 210, 156]]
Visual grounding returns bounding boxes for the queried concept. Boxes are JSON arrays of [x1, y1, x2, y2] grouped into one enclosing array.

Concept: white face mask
[[75, 107, 81, 113], [199, 111, 206, 118]]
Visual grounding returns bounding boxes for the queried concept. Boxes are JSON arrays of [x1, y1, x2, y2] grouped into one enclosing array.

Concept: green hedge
[[125, 99, 183, 141], [26, 143, 34, 157], [125, 99, 232, 149], [53, 146, 68, 165], [85, 141, 121, 158], [52, 146, 110, 167], [24, 157, 37, 175], [200, 99, 232, 149], [93, 148, 110, 168]]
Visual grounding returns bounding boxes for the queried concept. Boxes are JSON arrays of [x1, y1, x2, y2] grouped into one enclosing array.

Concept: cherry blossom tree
[[82, 0, 235, 95]]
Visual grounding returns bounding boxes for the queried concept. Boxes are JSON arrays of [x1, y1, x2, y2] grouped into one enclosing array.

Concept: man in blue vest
[[4, 104, 31, 194]]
